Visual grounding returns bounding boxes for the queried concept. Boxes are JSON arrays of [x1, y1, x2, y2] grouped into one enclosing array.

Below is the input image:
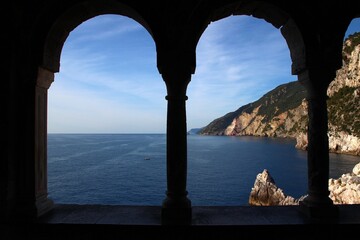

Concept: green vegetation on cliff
[[255, 81, 306, 122], [328, 86, 360, 137], [199, 81, 307, 135]]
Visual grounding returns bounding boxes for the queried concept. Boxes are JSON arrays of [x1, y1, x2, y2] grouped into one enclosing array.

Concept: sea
[[47, 133, 360, 206]]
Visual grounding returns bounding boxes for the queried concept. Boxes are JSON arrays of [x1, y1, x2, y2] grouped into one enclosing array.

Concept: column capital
[[161, 65, 192, 101], [157, 45, 196, 75], [297, 67, 334, 100], [36, 67, 54, 89]]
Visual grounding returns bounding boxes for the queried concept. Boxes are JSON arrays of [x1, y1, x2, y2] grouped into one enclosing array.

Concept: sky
[[48, 15, 360, 134]]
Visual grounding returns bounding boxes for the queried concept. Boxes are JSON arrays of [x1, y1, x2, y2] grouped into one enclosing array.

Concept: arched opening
[[31, 6, 169, 212], [327, 17, 360, 204], [187, 9, 360, 206], [188, 14, 307, 206], [47, 14, 166, 205]]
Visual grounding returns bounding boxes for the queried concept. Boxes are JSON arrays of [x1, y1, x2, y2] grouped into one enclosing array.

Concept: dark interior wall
[[4, 1, 360, 238]]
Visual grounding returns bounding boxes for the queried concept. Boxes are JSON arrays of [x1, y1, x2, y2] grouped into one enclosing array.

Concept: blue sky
[[48, 15, 360, 133]]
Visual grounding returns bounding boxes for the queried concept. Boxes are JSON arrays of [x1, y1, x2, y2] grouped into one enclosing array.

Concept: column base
[[161, 207, 192, 225], [299, 196, 338, 218], [162, 195, 192, 225], [5, 197, 49, 221], [36, 195, 54, 217]]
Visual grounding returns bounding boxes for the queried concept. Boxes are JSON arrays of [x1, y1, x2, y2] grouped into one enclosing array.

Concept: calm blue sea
[[47, 134, 360, 206]]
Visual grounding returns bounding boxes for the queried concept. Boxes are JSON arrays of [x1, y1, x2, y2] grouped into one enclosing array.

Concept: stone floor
[[2, 204, 360, 239]]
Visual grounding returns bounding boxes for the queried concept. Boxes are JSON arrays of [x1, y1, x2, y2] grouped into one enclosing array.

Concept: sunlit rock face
[[248, 169, 302, 206], [224, 100, 308, 138], [326, 39, 360, 156], [329, 162, 360, 204], [327, 39, 360, 97], [200, 80, 308, 138], [296, 41, 360, 156]]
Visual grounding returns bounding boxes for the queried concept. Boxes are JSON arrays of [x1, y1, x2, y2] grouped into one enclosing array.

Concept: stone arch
[[41, 0, 154, 73], [194, 1, 306, 77]]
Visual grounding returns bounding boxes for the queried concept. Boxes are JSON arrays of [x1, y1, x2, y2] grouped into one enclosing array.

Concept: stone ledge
[[32, 204, 360, 225], [2, 204, 360, 240]]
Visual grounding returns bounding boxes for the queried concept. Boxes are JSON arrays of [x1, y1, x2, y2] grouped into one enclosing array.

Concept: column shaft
[[298, 70, 338, 217], [165, 95, 189, 199], [305, 95, 332, 203], [161, 70, 192, 225], [34, 67, 54, 216]]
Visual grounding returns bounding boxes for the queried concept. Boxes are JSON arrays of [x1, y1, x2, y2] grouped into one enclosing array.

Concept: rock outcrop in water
[[329, 162, 360, 204], [249, 162, 360, 206], [248, 169, 304, 206], [199, 32, 360, 156]]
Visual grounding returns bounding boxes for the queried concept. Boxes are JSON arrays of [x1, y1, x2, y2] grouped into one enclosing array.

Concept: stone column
[[161, 67, 192, 225], [34, 67, 54, 216], [298, 69, 338, 218]]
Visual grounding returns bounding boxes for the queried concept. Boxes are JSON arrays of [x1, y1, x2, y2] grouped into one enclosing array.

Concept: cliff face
[[199, 32, 360, 156], [327, 35, 360, 155], [199, 81, 308, 138], [224, 84, 308, 138], [296, 35, 360, 155]]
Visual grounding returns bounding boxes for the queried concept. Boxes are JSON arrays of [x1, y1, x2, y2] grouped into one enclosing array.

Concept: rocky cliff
[[200, 81, 308, 138], [198, 80, 312, 152], [199, 32, 360, 156], [296, 33, 360, 155]]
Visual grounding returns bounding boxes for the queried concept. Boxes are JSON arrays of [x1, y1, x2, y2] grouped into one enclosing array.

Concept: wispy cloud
[[57, 48, 165, 104], [68, 15, 143, 43], [49, 15, 166, 133]]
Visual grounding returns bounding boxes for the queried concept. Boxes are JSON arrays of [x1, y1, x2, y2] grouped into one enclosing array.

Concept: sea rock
[[249, 162, 360, 206], [329, 162, 360, 204], [248, 169, 300, 206]]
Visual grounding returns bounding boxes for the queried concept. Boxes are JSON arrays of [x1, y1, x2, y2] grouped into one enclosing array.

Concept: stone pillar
[[298, 69, 338, 218], [161, 67, 192, 225], [34, 67, 54, 216]]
